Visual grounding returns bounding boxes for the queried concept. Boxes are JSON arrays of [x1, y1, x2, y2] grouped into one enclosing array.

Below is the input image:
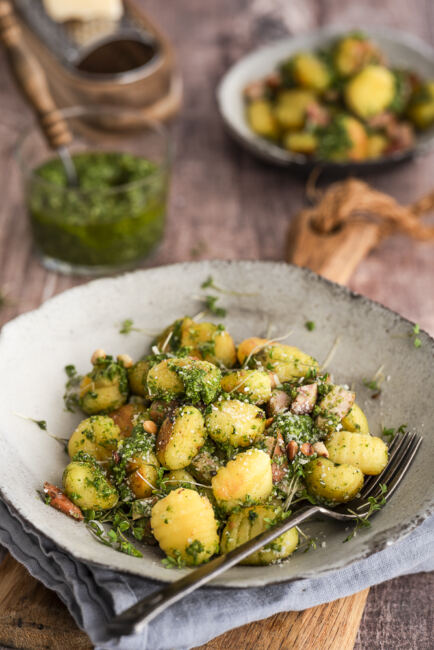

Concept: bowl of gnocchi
[[217, 26, 434, 172], [0, 261, 432, 586]]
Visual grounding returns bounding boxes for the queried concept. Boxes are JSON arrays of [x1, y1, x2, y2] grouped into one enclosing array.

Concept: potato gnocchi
[[47, 311, 391, 569], [244, 31, 434, 162]]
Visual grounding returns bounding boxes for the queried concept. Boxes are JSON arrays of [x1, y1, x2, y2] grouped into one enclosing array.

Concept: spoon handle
[[0, 0, 73, 150]]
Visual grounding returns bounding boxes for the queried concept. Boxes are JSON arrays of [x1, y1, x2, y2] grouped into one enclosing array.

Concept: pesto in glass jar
[[28, 151, 168, 273]]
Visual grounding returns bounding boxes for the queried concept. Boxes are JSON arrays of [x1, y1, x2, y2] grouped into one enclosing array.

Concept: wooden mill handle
[[0, 0, 72, 149]]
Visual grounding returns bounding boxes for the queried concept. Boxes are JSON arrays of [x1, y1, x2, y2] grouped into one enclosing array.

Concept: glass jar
[[16, 106, 171, 276]]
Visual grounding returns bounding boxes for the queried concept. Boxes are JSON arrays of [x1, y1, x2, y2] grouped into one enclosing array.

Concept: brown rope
[[305, 177, 434, 241]]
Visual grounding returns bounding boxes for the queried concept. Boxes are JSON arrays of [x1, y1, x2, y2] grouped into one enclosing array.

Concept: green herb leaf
[[344, 484, 387, 542], [363, 378, 379, 392], [204, 295, 227, 317], [201, 276, 215, 290], [119, 318, 141, 335], [161, 550, 186, 569], [305, 321, 315, 331]]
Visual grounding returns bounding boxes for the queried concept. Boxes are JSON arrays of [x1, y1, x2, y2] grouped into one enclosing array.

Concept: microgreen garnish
[[162, 550, 186, 569], [201, 276, 217, 290], [200, 276, 257, 297], [305, 321, 315, 331], [87, 518, 143, 558], [14, 413, 67, 444], [296, 526, 318, 553], [344, 484, 388, 542], [363, 365, 385, 398], [363, 379, 380, 392], [204, 295, 227, 318], [382, 424, 407, 440], [411, 324, 422, 348], [119, 318, 138, 335], [63, 364, 83, 412]]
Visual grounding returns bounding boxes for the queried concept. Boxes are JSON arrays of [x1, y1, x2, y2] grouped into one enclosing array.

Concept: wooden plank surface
[[0, 554, 370, 650], [0, 1, 433, 649]]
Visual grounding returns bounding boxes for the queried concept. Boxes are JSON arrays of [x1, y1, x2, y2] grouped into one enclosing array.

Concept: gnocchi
[[244, 31, 432, 162], [63, 454, 118, 510], [157, 405, 206, 469], [212, 449, 273, 511], [221, 505, 299, 565], [326, 430, 388, 475], [68, 415, 122, 461], [206, 399, 266, 447], [220, 369, 272, 404], [46, 308, 393, 569], [151, 488, 219, 566], [305, 457, 364, 503]]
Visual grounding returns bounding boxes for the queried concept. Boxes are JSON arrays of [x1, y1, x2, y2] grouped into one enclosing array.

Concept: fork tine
[[360, 433, 403, 494], [354, 434, 422, 517], [382, 435, 423, 502], [361, 432, 417, 499]]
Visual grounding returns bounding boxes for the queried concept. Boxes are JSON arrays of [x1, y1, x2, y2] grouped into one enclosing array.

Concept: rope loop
[[307, 177, 434, 241]]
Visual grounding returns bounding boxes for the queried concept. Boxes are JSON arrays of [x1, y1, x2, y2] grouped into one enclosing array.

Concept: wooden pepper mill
[[0, 0, 73, 151]]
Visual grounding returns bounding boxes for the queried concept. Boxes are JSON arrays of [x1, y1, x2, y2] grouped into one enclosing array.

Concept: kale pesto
[[168, 360, 221, 404], [271, 412, 320, 445], [28, 152, 167, 269]]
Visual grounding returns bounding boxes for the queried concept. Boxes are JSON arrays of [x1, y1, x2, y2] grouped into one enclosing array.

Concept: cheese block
[[42, 0, 124, 22]]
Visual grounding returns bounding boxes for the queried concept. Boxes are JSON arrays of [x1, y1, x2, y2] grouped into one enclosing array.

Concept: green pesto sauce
[[272, 412, 319, 445], [28, 152, 167, 268]]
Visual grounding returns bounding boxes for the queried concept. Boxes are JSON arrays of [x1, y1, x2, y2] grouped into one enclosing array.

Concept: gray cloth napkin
[[0, 498, 432, 650]]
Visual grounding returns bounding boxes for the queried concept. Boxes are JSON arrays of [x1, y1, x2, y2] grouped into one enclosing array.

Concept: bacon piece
[[367, 112, 395, 129], [189, 448, 221, 484], [306, 101, 330, 127], [316, 385, 355, 430], [265, 72, 282, 89], [291, 383, 318, 415], [267, 389, 291, 417], [271, 432, 288, 484], [367, 113, 414, 153], [263, 435, 276, 456], [385, 122, 414, 153], [244, 80, 266, 101], [43, 482, 83, 521]]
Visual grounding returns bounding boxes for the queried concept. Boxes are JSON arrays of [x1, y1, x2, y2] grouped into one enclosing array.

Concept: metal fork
[[107, 432, 422, 636]]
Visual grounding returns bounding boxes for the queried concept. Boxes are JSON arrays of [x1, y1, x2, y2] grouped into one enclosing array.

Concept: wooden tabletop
[[0, 0, 433, 648]]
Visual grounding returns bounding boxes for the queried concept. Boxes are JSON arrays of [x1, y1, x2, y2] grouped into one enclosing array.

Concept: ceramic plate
[[0, 261, 432, 587], [217, 26, 434, 172]]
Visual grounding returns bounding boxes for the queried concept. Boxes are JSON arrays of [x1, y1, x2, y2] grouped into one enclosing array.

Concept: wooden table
[[0, 0, 433, 648]]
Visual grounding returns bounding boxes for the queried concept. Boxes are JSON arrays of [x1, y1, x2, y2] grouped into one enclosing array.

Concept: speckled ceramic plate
[[217, 25, 434, 172], [0, 261, 432, 586]]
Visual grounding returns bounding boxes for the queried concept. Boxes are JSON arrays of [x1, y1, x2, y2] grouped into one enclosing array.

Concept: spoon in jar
[[0, 0, 78, 186]]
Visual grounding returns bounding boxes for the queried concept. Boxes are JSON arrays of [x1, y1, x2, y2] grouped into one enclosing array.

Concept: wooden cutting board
[[0, 214, 378, 649], [0, 553, 369, 649]]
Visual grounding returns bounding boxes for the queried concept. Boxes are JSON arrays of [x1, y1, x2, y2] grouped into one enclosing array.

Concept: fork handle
[[107, 505, 321, 636]]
